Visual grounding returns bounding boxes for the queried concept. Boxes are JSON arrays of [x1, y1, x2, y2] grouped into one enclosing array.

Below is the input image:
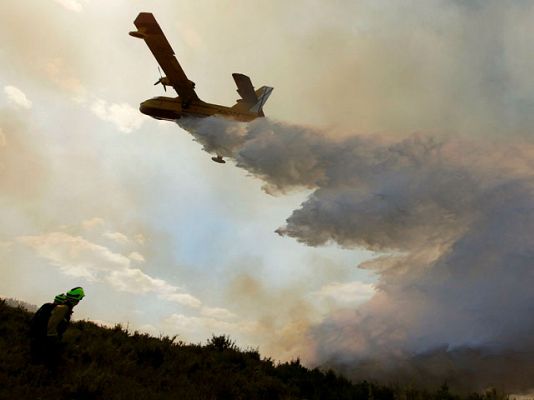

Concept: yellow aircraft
[[130, 13, 273, 163]]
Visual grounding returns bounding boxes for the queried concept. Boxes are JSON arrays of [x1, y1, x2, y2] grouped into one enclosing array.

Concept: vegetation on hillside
[[0, 300, 509, 400]]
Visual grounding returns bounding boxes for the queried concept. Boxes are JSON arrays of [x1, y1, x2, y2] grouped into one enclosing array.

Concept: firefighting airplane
[[129, 12, 273, 163]]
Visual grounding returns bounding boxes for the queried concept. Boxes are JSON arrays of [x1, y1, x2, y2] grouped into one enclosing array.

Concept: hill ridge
[[0, 300, 506, 399]]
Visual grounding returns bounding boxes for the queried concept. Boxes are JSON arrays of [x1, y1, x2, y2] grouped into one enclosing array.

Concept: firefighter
[[30, 287, 85, 365]]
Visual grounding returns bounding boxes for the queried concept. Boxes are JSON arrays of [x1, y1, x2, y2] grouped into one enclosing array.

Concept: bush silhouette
[[0, 300, 510, 400]]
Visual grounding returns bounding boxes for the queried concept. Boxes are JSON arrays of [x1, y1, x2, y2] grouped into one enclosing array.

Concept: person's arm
[[47, 305, 69, 337]]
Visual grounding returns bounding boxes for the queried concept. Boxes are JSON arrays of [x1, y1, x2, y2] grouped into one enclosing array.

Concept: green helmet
[[54, 293, 68, 304], [66, 287, 85, 302]]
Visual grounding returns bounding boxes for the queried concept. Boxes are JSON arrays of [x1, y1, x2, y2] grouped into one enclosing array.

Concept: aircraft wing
[[132, 12, 198, 104]]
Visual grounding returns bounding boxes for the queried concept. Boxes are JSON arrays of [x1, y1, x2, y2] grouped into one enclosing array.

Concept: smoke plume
[[179, 116, 534, 392]]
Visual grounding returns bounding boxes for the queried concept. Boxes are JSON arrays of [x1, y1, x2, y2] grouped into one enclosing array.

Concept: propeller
[[153, 66, 167, 92]]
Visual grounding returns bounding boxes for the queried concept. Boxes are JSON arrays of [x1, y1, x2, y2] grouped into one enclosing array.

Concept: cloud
[[18, 231, 201, 308], [200, 306, 237, 320], [134, 234, 145, 245], [81, 217, 105, 230], [162, 292, 202, 308], [91, 99, 146, 133], [52, 0, 84, 12], [4, 86, 32, 109], [0, 241, 12, 250], [18, 232, 130, 280], [176, 23, 204, 49], [0, 128, 6, 147], [163, 313, 254, 342], [44, 58, 86, 101], [128, 251, 145, 263], [106, 267, 171, 294], [0, 110, 49, 202], [103, 231, 129, 244], [314, 281, 375, 307]]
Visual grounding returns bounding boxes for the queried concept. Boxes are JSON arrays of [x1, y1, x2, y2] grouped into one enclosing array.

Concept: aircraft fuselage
[[140, 96, 259, 122]]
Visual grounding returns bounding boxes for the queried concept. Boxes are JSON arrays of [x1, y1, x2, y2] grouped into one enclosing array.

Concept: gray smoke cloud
[[179, 116, 534, 392]]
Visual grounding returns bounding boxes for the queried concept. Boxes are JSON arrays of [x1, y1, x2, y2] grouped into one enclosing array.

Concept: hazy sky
[[2, 0, 534, 392], [0, 0, 380, 360]]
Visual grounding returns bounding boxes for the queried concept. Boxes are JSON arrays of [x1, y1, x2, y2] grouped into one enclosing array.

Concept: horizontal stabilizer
[[232, 73, 258, 104]]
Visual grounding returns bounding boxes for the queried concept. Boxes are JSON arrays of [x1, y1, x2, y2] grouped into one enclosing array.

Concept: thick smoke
[[179, 116, 534, 392]]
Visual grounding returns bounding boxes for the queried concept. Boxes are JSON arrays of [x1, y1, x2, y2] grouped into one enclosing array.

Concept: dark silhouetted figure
[[30, 287, 85, 367]]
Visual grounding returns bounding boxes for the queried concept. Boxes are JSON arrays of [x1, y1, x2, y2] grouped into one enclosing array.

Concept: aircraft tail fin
[[231, 73, 273, 116], [250, 86, 273, 115]]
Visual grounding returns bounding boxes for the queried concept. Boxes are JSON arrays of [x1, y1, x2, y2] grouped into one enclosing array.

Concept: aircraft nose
[[139, 100, 150, 115]]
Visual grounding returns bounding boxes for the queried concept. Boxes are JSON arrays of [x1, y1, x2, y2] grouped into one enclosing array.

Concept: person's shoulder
[[52, 304, 70, 313]]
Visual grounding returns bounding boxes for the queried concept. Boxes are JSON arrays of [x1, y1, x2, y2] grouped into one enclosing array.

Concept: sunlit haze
[[2, 0, 534, 393]]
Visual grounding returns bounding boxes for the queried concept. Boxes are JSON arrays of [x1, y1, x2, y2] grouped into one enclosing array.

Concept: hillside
[[0, 300, 507, 400]]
